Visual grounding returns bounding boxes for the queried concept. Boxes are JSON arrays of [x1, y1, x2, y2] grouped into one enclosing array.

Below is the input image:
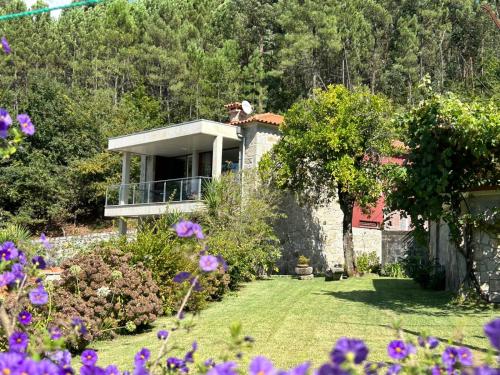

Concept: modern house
[[105, 103, 408, 271]]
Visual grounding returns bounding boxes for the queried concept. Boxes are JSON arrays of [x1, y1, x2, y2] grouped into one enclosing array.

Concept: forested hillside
[[0, 0, 498, 230]]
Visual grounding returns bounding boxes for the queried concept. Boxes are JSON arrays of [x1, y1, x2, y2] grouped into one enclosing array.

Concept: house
[[105, 103, 409, 272]]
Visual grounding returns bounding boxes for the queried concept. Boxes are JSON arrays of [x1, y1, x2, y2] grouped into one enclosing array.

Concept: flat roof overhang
[[108, 119, 241, 157]]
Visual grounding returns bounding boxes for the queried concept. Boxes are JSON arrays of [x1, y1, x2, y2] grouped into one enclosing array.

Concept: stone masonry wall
[[40, 231, 136, 264], [429, 190, 500, 302], [243, 122, 385, 274]]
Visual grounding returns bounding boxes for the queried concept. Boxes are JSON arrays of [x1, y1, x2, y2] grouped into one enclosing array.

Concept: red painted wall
[[352, 156, 404, 229]]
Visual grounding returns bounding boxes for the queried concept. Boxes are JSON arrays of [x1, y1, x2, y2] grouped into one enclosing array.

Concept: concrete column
[[118, 152, 131, 235], [212, 135, 223, 178]]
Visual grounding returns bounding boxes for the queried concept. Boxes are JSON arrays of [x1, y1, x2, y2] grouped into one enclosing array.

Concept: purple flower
[[418, 336, 439, 349], [32, 255, 47, 269], [157, 330, 169, 340], [18, 251, 27, 265], [184, 341, 198, 363], [331, 338, 369, 364], [1, 37, 11, 54], [457, 347, 473, 366], [0, 241, 18, 261], [166, 357, 186, 371], [105, 365, 120, 375], [442, 347, 459, 367], [18, 310, 32, 325], [49, 326, 62, 340], [484, 318, 500, 350], [474, 366, 500, 375], [249, 356, 274, 375], [17, 114, 35, 136], [199, 255, 219, 272], [81, 350, 98, 366], [386, 364, 401, 375], [173, 272, 192, 283], [37, 358, 59, 375], [29, 285, 48, 305], [18, 358, 38, 374], [71, 317, 88, 335], [134, 348, 150, 367], [317, 364, 349, 375], [0, 109, 12, 139], [191, 223, 204, 239], [364, 362, 383, 375], [11, 263, 25, 281], [286, 362, 310, 375], [0, 272, 15, 287], [217, 254, 228, 272], [9, 331, 29, 352], [48, 350, 72, 368], [387, 340, 412, 361], [207, 362, 238, 375], [174, 220, 194, 237], [40, 233, 53, 249]]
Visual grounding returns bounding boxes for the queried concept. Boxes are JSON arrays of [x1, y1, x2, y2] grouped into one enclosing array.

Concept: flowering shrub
[[124, 216, 230, 315], [49, 247, 162, 349]]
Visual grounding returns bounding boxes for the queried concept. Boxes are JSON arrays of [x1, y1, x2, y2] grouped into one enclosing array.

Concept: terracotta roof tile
[[230, 112, 284, 126], [224, 102, 242, 110]]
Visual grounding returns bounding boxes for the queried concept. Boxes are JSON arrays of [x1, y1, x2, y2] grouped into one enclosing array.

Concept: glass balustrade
[[105, 177, 211, 206]]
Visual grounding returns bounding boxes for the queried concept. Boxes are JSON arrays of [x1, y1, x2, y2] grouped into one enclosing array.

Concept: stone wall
[[381, 231, 413, 265], [429, 189, 500, 302], [41, 231, 136, 264], [275, 193, 384, 274], [242, 123, 281, 170]]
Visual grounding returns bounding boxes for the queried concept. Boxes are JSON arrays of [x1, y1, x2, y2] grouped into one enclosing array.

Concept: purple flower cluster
[[174, 220, 204, 239], [0, 108, 35, 139]]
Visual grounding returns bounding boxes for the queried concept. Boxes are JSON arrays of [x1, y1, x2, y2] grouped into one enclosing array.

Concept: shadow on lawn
[[317, 278, 491, 317]]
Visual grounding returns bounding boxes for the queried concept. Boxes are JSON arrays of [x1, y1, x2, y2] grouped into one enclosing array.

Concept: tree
[[261, 85, 395, 275], [388, 83, 499, 296]]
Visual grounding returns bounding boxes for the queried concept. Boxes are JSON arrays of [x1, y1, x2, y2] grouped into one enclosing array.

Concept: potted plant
[[295, 255, 313, 280]]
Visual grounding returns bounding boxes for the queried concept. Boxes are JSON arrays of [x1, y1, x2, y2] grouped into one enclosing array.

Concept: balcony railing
[[105, 177, 211, 206]]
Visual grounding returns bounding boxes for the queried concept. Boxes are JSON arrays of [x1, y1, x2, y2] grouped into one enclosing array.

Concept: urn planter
[[295, 265, 313, 280]]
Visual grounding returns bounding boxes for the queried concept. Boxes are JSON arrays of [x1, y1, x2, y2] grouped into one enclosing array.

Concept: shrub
[[124, 214, 230, 315], [402, 254, 446, 290], [50, 246, 162, 349], [355, 251, 380, 274], [201, 172, 281, 288], [380, 262, 407, 278], [297, 255, 310, 266]]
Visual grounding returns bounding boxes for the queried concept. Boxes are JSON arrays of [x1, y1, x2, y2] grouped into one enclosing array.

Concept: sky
[[24, 0, 72, 18]]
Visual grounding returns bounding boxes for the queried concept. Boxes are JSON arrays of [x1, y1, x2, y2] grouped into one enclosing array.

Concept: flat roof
[[108, 119, 241, 155]]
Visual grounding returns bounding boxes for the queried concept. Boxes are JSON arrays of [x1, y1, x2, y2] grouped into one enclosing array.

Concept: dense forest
[[0, 0, 498, 230]]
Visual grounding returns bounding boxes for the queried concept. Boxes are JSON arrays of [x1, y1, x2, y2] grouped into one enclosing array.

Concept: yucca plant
[[0, 223, 31, 245]]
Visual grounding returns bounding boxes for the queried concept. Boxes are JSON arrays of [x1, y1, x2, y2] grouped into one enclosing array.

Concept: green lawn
[[92, 276, 498, 370]]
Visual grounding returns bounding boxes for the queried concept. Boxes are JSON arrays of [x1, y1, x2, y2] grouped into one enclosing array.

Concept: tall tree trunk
[[339, 190, 356, 276]]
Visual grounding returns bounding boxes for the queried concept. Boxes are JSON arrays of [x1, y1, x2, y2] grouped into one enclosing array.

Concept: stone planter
[[325, 266, 344, 281], [295, 265, 313, 280]]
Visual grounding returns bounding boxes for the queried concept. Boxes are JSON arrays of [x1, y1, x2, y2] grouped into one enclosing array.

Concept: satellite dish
[[241, 100, 253, 115]]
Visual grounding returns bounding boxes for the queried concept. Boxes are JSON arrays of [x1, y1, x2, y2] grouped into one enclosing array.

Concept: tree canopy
[[0, 0, 498, 229], [261, 85, 395, 275]]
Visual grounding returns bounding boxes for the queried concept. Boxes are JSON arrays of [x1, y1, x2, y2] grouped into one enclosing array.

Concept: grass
[[92, 276, 498, 369]]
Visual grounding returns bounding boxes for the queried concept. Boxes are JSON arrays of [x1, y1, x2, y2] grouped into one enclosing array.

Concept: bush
[[355, 251, 380, 274], [201, 172, 281, 288], [380, 262, 407, 278], [124, 214, 230, 315], [401, 254, 446, 290], [50, 246, 162, 349]]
